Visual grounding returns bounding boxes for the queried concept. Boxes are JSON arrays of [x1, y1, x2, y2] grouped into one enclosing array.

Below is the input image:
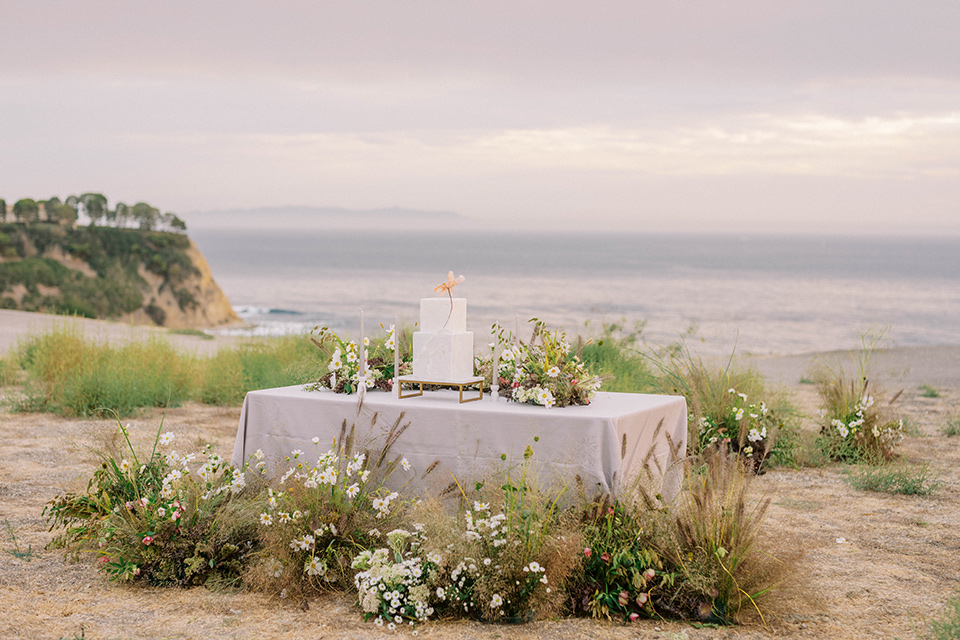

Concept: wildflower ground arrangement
[[44, 408, 797, 633]]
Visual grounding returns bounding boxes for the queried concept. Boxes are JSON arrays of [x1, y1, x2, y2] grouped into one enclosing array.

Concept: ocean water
[[190, 229, 960, 356]]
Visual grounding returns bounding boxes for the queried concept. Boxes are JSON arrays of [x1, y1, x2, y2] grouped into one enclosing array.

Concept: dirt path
[[0, 377, 958, 639]]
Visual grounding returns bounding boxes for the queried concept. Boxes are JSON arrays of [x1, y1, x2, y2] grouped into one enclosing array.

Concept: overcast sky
[[2, 1, 959, 234]]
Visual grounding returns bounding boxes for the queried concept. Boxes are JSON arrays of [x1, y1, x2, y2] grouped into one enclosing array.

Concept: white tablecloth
[[232, 386, 687, 500]]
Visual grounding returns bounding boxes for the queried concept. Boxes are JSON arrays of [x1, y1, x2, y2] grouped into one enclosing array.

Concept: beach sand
[[1, 310, 958, 639]]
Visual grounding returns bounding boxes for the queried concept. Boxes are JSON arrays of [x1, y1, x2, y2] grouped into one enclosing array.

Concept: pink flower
[[97, 556, 109, 564], [171, 511, 181, 522], [629, 612, 640, 622], [583, 547, 592, 558], [643, 568, 656, 581], [600, 553, 611, 563], [607, 506, 615, 515], [142, 536, 154, 546], [571, 378, 579, 385], [140, 497, 149, 507], [636, 593, 649, 606], [125, 501, 134, 511], [618, 591, 630, 607], [133, 567, 141, 576]]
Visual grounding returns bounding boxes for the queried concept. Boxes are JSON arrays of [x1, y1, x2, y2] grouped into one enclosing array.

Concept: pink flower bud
[[643, 568, 656, 581], [142, 536, 154, 546], [618, 591, 630, 607], [629, 612, 640, 622], [583, 547, 592, 558], [600, 553, 611, 563], [636, 593, 649, 606]]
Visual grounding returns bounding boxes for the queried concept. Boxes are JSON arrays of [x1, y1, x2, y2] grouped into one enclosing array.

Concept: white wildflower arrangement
[[251, 432, 417, 595], [352, 527, 439, 629], [479, 319, 602, 408], [305, 325, 410, 395], [816, 385, 905, 463], [693, 388, 780, 469]]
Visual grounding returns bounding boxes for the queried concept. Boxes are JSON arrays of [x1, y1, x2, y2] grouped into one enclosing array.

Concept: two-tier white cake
[[412, 298, 474, 381]]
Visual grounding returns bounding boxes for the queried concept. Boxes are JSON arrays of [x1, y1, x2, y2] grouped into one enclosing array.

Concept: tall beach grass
[[4, 327, 317, 416]]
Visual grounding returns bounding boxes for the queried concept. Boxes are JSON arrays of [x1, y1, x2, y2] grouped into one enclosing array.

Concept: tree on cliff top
[[13, 199, 39, 224]]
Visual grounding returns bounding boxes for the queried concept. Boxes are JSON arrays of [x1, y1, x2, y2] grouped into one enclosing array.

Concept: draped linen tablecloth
[[232, 386, 687, 500]]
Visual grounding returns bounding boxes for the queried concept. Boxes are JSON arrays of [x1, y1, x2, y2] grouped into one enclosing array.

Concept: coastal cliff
[[0, 223, 238, 328]]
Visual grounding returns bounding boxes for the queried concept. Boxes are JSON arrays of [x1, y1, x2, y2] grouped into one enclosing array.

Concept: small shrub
[[919, 384, 940, 398], [845, 463, 942, 496], [568, 499, 663, 622], [941, 416, 960, 437]]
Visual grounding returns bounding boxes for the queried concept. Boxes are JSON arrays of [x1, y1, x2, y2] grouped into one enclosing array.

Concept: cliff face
[[0, 224, 239, 328]]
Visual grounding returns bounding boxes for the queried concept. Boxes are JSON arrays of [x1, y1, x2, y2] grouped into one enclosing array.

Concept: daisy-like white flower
[[260, 513, 273, 526], [490, 593, 503, 608], [346, 483, 360, 499], [346, 351, 358, 363], [473, 501, 489, 512], [278, 512, 291, 524], [304, 556, 325, 576], [546, 366, 561, 378], [255, 449, 265, 461], [119, 459, 131, 473], [311, 437, 320, 444], [159, 432, 175, 446], [401, 458, 411, 472]]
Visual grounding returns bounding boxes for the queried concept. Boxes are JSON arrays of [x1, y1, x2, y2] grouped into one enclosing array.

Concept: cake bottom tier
[[412, 331, 474, 381]]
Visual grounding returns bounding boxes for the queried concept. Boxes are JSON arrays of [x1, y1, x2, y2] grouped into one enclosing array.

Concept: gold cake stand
[[396, 375, 485, 403]]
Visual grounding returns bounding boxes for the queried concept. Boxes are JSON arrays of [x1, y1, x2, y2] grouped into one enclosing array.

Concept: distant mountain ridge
[[184, 205, 475, 231]]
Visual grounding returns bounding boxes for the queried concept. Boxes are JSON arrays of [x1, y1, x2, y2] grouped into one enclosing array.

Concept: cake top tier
[[419, 297, 467, 333]]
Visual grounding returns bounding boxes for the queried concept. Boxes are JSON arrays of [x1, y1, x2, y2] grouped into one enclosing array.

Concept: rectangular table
[[232, 386, 687, 500]]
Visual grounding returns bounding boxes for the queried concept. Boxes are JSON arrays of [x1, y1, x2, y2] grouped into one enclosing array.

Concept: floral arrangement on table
[[477, 319, 602, 408], [305, 325, 410, 395]]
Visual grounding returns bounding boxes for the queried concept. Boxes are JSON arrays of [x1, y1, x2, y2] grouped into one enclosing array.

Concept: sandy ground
[[1, 311, 958, 640]]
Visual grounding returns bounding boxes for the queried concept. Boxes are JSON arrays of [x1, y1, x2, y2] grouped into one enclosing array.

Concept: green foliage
[[845, 462, 942, 496], [44, 417, 257, 588], [4, 518, 35, 561], [9, 327, 313, 415], [577, 320, 656, 393], [941, 416, 960, 437], [569, 500, 662, 621], [927, 589, 960, 640], [0, 223, 197, 322], [16, 328, 197, 416], [919, 384, 940, 398], [201, 335, 312, 406]]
